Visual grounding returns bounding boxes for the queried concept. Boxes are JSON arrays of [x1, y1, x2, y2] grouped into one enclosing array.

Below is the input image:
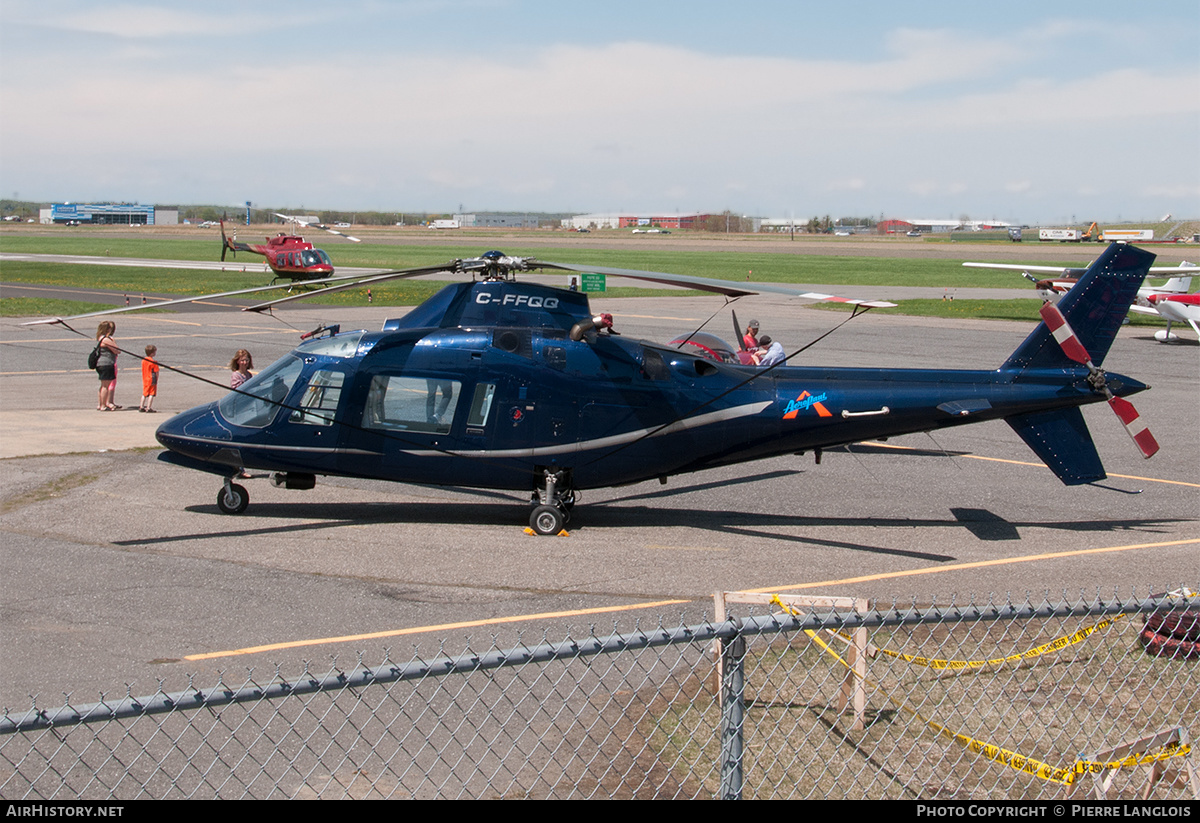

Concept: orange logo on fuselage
[[783, 390, 833, 419]]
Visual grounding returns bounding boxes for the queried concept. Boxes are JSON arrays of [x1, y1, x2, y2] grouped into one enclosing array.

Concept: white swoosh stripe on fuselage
[[400, 401, 773, 458]]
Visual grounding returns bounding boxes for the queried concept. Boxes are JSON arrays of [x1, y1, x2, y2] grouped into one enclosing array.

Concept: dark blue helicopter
[[142, 243, 1159, 534]]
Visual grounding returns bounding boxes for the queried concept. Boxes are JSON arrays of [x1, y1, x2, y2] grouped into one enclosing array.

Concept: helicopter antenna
[[671, 296, 742, 351]]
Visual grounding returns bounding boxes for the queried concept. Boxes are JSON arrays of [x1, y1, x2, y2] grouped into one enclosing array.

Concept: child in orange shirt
[[139, 345, 159, 413]]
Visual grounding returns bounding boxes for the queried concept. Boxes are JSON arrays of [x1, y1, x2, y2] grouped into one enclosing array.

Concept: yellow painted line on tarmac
[[184, 537, 1199, 662], [861, 441, 1200, 489], [183, 597, 692, 661], [645, 544, 731, 552], [745, 537, 1200, 594]]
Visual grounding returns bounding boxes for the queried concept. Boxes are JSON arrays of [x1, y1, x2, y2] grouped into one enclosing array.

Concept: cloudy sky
[[1, 0, 1196, 224]]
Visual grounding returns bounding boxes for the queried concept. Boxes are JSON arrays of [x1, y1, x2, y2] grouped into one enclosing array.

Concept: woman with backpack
[[94, 321, 120, 411]]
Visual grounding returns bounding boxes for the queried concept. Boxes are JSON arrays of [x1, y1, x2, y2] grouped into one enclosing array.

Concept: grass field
[[0, 232, 1180, 327], [0, 232, 1065, 286]]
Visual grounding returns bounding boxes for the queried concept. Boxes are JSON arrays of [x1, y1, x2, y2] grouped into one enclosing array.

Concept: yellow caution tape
[[766, 594, 1194, 785], [871, 614, 1126, 670]]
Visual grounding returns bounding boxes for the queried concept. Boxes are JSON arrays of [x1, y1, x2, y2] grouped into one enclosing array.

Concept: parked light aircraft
[[962, 258, 1196, 342]]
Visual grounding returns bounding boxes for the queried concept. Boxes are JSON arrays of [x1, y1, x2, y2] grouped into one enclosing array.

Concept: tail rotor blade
[[1107, 396, 1160, 458], [1039, 301, 1159, 459], [1039, 302, 1093, 366]]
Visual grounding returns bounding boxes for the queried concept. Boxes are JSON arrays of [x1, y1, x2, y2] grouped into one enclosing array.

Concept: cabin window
[[362, 375, 461, 434], [218, 356, 305, 428], [466, 383, 496, 427], [289, 370, 344, 426], [641, 348, 670, 380]]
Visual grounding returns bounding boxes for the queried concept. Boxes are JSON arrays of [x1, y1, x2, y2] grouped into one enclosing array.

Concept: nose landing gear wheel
[[530, 504, 565, 536], [217, 482, 249, 514]]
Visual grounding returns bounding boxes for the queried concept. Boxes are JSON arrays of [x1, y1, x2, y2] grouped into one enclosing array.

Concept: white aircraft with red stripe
[[963, 258, 1197, 342], [1128, 291, 1200, 343]]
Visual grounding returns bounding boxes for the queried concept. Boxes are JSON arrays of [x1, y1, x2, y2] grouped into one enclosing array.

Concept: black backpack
[[87, 343, 101, 370]]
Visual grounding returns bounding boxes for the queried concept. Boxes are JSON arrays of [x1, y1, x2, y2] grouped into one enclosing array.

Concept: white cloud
[[1, 7, 1196, 219]]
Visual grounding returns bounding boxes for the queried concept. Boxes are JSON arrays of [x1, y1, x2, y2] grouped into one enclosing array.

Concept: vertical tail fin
[[1002, 242, 1156, 373]]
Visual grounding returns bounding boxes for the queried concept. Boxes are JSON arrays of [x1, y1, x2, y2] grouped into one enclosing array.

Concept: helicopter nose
[[155, 401, 232, 460]]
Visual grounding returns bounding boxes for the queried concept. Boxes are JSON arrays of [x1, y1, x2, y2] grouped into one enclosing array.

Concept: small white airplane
[[963, 259, 1198, 342], [1129, 292, 1200, 342]]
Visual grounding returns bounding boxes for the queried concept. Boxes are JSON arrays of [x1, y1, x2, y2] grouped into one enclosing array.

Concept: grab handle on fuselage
[[840, 406, 890, 418]]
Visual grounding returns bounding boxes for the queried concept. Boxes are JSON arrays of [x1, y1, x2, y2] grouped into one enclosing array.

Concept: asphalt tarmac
[[1, 290, 1197, 709]]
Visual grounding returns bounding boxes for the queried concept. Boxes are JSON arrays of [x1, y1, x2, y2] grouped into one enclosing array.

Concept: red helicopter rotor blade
[[1107, 395, 1160, 458]]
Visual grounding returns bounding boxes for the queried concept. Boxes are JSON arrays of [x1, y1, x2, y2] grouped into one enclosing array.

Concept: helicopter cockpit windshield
[[217, 332, 366, 428], [300, 249, 333, 267], [219, 356, 304, 428]]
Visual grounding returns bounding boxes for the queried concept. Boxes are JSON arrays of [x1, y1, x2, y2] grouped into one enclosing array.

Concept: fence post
[[719, 618, 745, 800]]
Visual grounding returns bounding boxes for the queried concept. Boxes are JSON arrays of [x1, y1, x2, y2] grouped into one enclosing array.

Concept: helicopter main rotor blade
[[309, 223, 361, 242], [273, 212, 361, 242], [527, 260, 897, 307], [242, 263, 460, 312], [19, 276, 356, 326]]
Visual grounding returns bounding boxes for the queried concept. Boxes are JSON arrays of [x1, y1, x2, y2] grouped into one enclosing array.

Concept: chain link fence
[[2, 589, 1196, 799]]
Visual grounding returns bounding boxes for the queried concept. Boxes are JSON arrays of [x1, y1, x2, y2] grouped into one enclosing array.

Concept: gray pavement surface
[[2, 287, 1197, 708]]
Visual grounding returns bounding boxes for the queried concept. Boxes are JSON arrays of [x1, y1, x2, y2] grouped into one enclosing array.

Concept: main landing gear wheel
[[217, 482, 249, 514], [530, 504, 565, 536]]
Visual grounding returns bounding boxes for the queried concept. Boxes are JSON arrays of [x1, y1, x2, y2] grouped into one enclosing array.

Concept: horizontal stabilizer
[[1006, 407, 1105, 485]]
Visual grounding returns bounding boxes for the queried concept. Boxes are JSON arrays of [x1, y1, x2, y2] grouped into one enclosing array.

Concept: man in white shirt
[[756, 335, 785, 367]]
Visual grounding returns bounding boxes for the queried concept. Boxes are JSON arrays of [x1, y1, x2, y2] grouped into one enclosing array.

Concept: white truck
[[429, 219, 461, 230], [1039, 228, 1083, 242], [1101, 229, 1154, 242]]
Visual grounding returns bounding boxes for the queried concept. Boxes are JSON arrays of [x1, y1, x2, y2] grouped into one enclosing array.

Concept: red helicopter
[[220, 214, 360, 284]]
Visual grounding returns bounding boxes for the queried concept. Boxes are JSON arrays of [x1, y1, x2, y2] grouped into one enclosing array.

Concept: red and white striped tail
[[1039, 302, 1094, 366], [1108, 396, 1160, 458]]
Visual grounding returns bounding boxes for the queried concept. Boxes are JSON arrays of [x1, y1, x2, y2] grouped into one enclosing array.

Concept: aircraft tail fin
[[1002, 242, 1155, 373], [1006, 407, 1105, 485], [1157, 274, 1193, 294]]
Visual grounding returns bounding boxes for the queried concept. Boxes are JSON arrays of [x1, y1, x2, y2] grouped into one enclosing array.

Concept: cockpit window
[[218, 355, 304, 428], [363, 375, 461, 435], [298, 332, 364, 359]]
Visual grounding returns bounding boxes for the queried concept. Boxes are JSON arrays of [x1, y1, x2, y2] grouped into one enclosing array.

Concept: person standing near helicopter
[[94, 321, 121, 410], [754, 335, 785, 367], [229, 350, 254, 389], [742, 319, 760, 350]]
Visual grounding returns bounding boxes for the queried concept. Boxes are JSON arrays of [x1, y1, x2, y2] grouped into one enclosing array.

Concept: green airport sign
[[581, 273, 606, 292]]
